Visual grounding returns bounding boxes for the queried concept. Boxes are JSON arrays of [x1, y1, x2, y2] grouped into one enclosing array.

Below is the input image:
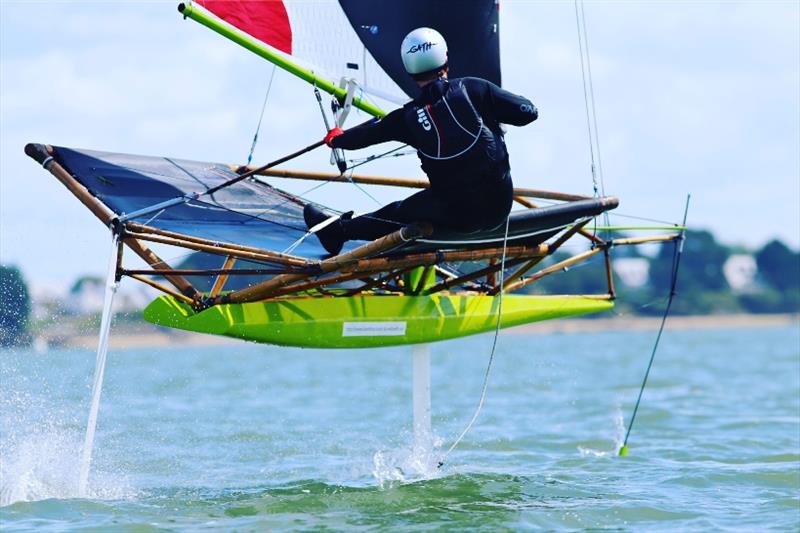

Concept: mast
[[178, 2, 386, 118]]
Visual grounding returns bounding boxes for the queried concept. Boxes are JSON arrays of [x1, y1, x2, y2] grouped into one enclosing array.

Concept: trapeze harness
[[402, 80, 506, 189]]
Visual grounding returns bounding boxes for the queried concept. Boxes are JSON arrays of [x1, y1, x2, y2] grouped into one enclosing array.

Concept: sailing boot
[[303, 204, 349, 256]]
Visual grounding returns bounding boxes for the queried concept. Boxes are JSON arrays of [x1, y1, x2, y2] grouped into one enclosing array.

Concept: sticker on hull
[[342, 322, 407, 336]]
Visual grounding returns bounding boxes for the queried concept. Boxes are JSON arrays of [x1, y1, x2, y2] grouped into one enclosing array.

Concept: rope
[[574, 0, 611, 240], [346, 145, 414, 167], [619, 195, 690, 455], [246, 65, 277, 166], [577, 0, 606, 199], [574, 0, 598, 196], [438, 214, 511, 468]]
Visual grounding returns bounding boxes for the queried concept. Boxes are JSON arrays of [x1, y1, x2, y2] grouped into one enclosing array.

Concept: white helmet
[[401, 27, 448, 75]]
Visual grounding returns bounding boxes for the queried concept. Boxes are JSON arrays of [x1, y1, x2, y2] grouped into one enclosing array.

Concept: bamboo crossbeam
[[612, 234, 681, 246], [509, 193, 604, 245], [125, 231, 308, 267], [271, 267, 400, 298], [426, 257, 531, 294], [121, 238, 201, 298], [114, 238, 124, 282], [220, 224, 432, 303], [210, 256, 236, 299], [513, 196, 535, 208], [269, 271, 370, 299], [340, 244, 549, 277], [503, 247, 605, 293], [493, 257, 546, 295], [485, 219, 590, 295], [344, 268, 418, 297], [120, 267, 294, 276], [250, 168, 592, 202], [604, 249, 616, 299], [128, 274, 196, 305], [269, 248, 534, 298], [550, 219, 594, 255], [125, 222, 308, 267]]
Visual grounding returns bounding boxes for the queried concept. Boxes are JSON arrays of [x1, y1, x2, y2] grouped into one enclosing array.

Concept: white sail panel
[[195, 0, 406, 106], [283, 2, 407, 104]]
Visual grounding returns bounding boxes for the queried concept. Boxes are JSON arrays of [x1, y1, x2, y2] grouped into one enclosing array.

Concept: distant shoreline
[[510, 312, 798, 335], [45, 313, 798, 350]]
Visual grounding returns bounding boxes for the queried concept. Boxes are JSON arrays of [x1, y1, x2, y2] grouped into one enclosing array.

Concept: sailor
[[304, 27, 538, 255]]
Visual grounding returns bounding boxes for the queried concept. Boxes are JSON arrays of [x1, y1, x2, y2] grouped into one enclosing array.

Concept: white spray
[[77, 232, 119, 497]]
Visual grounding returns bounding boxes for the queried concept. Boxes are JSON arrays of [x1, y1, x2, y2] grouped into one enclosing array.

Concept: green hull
[[143, 294, 613, 348]]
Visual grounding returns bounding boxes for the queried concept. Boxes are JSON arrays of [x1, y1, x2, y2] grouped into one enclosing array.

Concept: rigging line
[[575, 0, 612, 240], [574, 0, 598, 198], [247, 64, 277, 166], [578, 0, 611, 237], [619, 195, 690, 456], [346, 144, 411, 171], [579, 0, 606, 198], [255, 172, 372, 219], [188, 197, 305, 232], [343, 166, 383, 207], [247, 175, 343, 219], [346, 148, 414, 165], [438, 214, 512, 469], [606, 211, 684, 226], [117, 140, 325, 224]]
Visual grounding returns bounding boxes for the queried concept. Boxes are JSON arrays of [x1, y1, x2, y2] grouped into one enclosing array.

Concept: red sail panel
[[197, 0, 293, 54]]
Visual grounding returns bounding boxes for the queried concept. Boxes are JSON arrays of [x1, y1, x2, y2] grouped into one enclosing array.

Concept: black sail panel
[[338, 0, 501, 98]]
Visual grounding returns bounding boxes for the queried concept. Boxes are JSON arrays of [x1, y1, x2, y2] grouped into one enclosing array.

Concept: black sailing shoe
[[303, 204, 348, 256]]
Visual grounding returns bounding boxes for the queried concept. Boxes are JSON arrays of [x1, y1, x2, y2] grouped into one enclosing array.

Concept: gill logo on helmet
[[407, 42, 436, 54], [416, 108, 431, 131]]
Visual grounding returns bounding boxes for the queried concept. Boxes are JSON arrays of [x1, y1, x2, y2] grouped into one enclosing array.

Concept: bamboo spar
[[251, 168, 593, 203], [220, 224, 433, 304]]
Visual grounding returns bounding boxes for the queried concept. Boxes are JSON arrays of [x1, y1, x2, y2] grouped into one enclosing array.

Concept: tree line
[[531, 230, 800, 316]]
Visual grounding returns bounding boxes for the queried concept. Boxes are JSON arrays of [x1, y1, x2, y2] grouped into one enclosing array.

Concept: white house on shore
[[723, 254, 758, 292], [613, 257, 650, 288], [65, 277, 156, 315]]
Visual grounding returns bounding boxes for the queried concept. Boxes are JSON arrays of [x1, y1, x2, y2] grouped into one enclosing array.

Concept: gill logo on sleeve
[[416, 108, 432, 131]]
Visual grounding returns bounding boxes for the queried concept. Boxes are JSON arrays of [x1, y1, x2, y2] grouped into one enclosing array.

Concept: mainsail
[[187, 0, 501, 105]]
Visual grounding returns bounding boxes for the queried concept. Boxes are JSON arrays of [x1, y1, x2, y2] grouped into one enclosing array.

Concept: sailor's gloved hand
[[324, 127, 344, 147]]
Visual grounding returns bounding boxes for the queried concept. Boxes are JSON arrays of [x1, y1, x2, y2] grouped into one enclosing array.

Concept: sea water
[[1, 323, 798, 531]]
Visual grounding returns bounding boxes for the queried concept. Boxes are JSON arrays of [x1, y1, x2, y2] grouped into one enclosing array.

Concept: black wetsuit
[[331, 77, 537, 240]]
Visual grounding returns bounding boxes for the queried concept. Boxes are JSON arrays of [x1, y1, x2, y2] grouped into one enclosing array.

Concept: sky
[[1, 0, 798, 287]]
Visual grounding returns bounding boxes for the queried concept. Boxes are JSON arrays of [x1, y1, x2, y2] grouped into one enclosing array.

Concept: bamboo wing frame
[[24, 144, 201, 300], [26, 143, 684, 314]]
